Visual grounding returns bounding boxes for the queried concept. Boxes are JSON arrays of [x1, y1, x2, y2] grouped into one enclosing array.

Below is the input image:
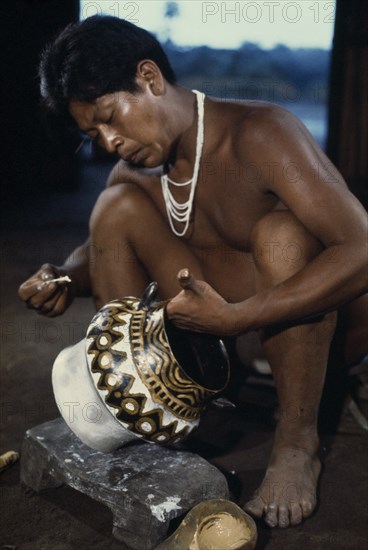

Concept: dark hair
[[39, 15, 176, 123]]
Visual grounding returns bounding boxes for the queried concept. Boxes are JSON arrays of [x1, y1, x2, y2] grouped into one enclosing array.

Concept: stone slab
[[20, 418, 229, 550]]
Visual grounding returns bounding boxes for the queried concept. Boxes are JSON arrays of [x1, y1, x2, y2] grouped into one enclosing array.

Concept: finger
[[38, 263, 58, 279], [26, 282, 59, 309], [18, 281, 39, 301], [18, 265, 57, 301], [38, 288, 65, 315], [177, 268, 202, 293], [45, 287, 68, 318], [177, 268, 191, 286], [169, 318, 207, 333], [26, 300, 42, 311], [18, 278, 53, 301], [39, 270, 55, 281]]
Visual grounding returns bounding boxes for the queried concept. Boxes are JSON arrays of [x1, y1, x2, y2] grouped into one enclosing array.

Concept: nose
[[98, 126, 123, 154]]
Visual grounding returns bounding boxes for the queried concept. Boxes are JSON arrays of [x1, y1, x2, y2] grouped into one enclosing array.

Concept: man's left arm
[[167, 109, 368, 334]]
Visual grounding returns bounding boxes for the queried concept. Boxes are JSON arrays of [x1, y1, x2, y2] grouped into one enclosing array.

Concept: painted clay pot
[[155, 499, 257, 550], [52, 283, 230, 451]]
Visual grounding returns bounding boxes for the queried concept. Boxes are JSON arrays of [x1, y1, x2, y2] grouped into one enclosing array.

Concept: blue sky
[[81, 0, 336, 49]]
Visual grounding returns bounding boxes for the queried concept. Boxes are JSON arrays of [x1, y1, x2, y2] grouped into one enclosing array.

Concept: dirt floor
[[1, 174, 368, 550]]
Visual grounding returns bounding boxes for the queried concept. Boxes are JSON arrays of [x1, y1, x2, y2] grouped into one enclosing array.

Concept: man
[[18, 16, 367, 528]]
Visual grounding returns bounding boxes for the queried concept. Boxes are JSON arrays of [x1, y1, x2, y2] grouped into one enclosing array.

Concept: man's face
[[69, 89, 169, 168]]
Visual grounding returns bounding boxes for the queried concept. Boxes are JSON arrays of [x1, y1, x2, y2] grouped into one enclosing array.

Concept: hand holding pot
[[166, 269, 239, 336]]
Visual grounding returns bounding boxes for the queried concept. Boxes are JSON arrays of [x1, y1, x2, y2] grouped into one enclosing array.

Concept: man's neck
[[164, 86, 202, 179]]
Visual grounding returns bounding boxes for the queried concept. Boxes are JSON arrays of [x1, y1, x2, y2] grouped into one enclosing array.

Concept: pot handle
[[138, 281, 159, 311]]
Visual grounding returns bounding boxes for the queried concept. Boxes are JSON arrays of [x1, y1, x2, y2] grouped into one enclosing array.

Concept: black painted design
[[86, 299, 193, 444]]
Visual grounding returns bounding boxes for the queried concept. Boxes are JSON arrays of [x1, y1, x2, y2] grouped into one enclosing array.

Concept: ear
[[136, 60, 165, 95]]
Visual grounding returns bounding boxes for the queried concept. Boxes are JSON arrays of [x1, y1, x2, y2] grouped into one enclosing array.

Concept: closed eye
[[105, 112, 114, 124]]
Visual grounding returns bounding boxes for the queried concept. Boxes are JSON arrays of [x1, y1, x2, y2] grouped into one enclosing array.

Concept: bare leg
[[89, 183, 203, 308], [244, 211, 337, 527], [340, 294, 368, 366]]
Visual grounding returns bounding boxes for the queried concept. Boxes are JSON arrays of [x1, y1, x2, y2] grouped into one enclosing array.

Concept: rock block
[[20, 418, 229, 550]]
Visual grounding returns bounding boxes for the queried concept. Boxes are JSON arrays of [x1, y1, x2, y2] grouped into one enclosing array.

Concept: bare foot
[[244, 445, 321, 528]]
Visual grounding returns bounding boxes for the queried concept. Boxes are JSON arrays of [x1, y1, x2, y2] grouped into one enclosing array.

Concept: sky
[[80, 0, 336, 49]]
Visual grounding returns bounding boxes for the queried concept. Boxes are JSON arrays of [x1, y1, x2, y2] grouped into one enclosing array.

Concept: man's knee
[[89, 183, 150, 236], [250, 210, 322, 284]]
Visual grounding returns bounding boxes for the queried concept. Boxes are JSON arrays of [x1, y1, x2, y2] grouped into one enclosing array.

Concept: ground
[[1, 165, 367, 549]]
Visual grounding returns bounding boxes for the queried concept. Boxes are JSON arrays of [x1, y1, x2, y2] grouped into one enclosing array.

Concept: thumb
[[177, 268, 202, 293]]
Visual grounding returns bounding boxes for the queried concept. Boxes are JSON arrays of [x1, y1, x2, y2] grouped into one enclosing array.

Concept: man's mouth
[[125, 149, 141, 164]]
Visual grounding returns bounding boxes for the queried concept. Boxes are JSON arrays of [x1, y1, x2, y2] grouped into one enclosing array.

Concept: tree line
[[164, 41, 330, 103]]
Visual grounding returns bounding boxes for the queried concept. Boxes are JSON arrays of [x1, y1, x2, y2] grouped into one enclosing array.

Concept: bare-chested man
[[18, 16, 368, 528]]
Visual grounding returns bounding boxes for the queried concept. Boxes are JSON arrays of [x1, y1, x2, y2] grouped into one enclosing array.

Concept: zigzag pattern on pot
[[86, 300, 192, 444], [130, 306, 211, 421]]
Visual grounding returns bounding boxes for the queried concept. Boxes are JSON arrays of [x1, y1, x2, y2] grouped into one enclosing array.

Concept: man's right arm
[[18, 160, 127, 316], [17, 238, 91, 317]]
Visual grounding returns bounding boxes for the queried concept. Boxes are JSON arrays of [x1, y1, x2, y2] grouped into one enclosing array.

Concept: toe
[[301, 497, 316, 518], [244, 496, 264, 518], [289, 502, 303, 526], [278, 504, 290, 528], [265, 502, 278, 528]]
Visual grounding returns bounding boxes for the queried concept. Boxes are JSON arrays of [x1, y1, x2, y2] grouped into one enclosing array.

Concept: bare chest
[[140, 154, 278, 252], [195, 156, 278, 248]]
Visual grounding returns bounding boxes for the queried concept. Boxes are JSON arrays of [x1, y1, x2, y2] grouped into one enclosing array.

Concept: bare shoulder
[[232, 101, 308, 153], [211, 98, 298, 129], [208, 98, 311, 162], [211, 99, 351, 198]]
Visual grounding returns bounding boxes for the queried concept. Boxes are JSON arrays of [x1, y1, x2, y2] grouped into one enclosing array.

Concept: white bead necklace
[[161, 90, 205, 237]]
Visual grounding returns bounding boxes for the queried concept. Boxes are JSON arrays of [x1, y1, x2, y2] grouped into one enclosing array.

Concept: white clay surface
[[52, 339, 137, 451]]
